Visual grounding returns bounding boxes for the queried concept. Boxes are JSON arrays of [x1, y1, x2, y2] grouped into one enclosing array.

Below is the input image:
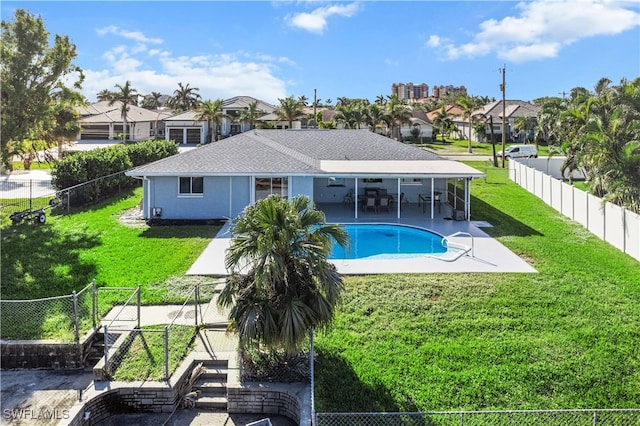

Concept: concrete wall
[[228, 382, 310, 426], [510, 159, 640, 262]]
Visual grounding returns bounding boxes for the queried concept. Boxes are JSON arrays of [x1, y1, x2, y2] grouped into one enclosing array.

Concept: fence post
[[104, 325, 109, 376], [72, 291, 80, 344], [136, 287, 141, 329], [92, 280, 97, 328], [164, 326, 169, 380], [195, 284, 200, 326], [310, 328, 315, 426]]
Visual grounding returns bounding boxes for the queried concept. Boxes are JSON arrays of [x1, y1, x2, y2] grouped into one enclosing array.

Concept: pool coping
[[187, 220, 537, 276]]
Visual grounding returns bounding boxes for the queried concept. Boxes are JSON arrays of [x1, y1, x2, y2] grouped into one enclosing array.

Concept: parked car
[[497, 144, 538, 159]]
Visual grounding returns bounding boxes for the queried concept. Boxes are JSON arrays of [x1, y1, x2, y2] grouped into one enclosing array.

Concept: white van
[[497, 144, 538, 159]]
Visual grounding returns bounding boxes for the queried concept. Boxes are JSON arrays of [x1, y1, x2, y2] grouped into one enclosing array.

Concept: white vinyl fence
[[509, 158, 640, 262]]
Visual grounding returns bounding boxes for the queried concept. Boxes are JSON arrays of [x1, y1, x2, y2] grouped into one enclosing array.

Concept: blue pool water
[[329, 224, 446, 260]]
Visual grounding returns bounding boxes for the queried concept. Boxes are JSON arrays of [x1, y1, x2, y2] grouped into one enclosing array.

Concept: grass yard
[[314, 161, 640, 412], [1, 187, 220, 340], [111, 324, 196, 381]]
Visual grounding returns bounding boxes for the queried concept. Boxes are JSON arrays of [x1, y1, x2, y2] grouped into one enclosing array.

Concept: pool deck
[[187, 202, 537, 276]]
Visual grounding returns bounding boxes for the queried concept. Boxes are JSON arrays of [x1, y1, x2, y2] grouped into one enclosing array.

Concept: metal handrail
[[443, 231, 474, 258]]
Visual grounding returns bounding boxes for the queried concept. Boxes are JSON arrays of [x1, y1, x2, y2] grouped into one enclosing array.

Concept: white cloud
[[384, 58, 399, 67], [96, 25, 163, 44], [286, 2, 361, 34], [83, 44, 291, 104], [427, 0, 640, 63]]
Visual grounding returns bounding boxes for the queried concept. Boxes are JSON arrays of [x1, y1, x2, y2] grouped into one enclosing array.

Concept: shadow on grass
[[470, 194, 543, 238], [1, 223, 101, 299], [314, 350, 419, 413], [139, 222, 223, 239]]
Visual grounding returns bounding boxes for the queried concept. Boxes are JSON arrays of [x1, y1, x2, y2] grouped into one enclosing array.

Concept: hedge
[[51, 139, 178, 206]]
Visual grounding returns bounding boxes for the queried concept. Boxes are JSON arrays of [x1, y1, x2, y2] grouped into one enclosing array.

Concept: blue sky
[[3, 1, 639, 105]]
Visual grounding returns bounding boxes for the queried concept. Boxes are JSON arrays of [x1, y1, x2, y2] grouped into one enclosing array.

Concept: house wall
[[400, 124, 433, 140], [130, 122, 152, 141], [147, 176, 250, 220], [291, 176, 314, 200]]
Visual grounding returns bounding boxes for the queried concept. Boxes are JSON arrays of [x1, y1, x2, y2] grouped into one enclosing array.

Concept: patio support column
[[430, 177, 435, 220], [466, 178, 471, 221], [354, 178, 359, 219], [396, 178, 401, 219]]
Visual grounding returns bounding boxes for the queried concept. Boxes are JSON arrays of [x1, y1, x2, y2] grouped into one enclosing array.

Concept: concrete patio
[[187, 201, 537, 276]]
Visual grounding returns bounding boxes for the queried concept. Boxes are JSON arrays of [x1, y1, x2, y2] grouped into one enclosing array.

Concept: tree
[[196, 99, 226, 143], [46, 87, 85, 158], [169, 82, 201, 111], [236, 100, 264, 131], [275, 96, 305, 129], [1, 9, 84, 170], [539, 77, 640, 213], [385, 94, 412, 140], [218, 195, 348, 354], [456, 95, 475, 153], [108, 81, 138, 142], [432, 106, 453, 142], [96, 89, 115, 101], [141, 91, 164, 109]]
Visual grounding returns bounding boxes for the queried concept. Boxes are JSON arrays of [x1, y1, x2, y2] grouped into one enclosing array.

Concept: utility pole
[[312, 88, 317, 128], [500, 65, 506, 168]]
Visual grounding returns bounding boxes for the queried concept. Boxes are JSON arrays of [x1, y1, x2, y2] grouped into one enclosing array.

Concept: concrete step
[[200, 366, 227, 380], [194, 378, 227, 395], [195, 395, 227, 410]]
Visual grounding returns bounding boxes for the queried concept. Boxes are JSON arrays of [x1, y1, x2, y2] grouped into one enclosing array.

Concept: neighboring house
[[453, 100, 540, 142], [77, 101, 171, 141], [220, 96, 277, 137], [400, 110, 434, 141], [163, 110, 208, 145], [126, 129, 484, 221]]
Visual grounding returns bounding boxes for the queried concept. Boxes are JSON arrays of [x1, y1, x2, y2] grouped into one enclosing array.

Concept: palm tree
[[513, 116, 537, 144], [432, 106, 453, 142], [196, 99, 226, 143], [385, 94, 412, 140], [236, 100, 264, 131], [141, 91, 164, 109], [375, 95, 387, 106], [275, 96, 305, 129], [456, 95, 475, 153], [170, 82, 201, 111], [96, 89, 114, 102], [218, 195, 349, 354], [365, 103, 389, 134], [108, 80, 138, 141], [297, 95, 309, 107]]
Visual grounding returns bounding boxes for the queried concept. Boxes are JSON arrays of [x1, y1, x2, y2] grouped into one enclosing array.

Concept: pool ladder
[[425, 231, 474, 262]]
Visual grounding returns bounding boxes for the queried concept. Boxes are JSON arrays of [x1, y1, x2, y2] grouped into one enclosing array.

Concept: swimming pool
[[329, 223, 447, 260]]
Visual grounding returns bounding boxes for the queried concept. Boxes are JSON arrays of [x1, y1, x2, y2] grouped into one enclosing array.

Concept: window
[[179, 177, 203, 195], [255, 177, 288, 201]]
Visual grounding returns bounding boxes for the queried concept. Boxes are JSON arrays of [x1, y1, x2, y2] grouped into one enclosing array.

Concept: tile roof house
[[126, 129, 484, 221], [77, 101, 172, 141], [452, 100, 541, 142]]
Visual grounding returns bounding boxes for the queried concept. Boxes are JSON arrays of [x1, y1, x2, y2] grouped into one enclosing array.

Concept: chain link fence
[[0, 281, 97, 342], [315, 409, 640, 425], [0, 178, 57, 217]]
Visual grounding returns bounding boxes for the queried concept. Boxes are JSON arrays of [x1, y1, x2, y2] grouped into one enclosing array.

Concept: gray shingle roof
[[127, 129, 446, 177]]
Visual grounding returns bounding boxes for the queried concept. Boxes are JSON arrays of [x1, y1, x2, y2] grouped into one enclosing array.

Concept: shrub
[[51, 139, 178, 206]]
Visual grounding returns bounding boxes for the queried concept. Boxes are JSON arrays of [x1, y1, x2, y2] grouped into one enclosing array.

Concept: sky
[[2, 1, 639, 106]]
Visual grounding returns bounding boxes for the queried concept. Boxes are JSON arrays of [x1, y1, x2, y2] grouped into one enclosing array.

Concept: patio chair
[[364, 196, 377, 212], [379, 196, 391, 212], [343, 189, 354, 204]]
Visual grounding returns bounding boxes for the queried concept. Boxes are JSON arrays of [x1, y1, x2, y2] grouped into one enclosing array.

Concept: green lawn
[[315, 161, 640, 412], [111, 324, 196, 381], [1, 187, 220, 303]]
